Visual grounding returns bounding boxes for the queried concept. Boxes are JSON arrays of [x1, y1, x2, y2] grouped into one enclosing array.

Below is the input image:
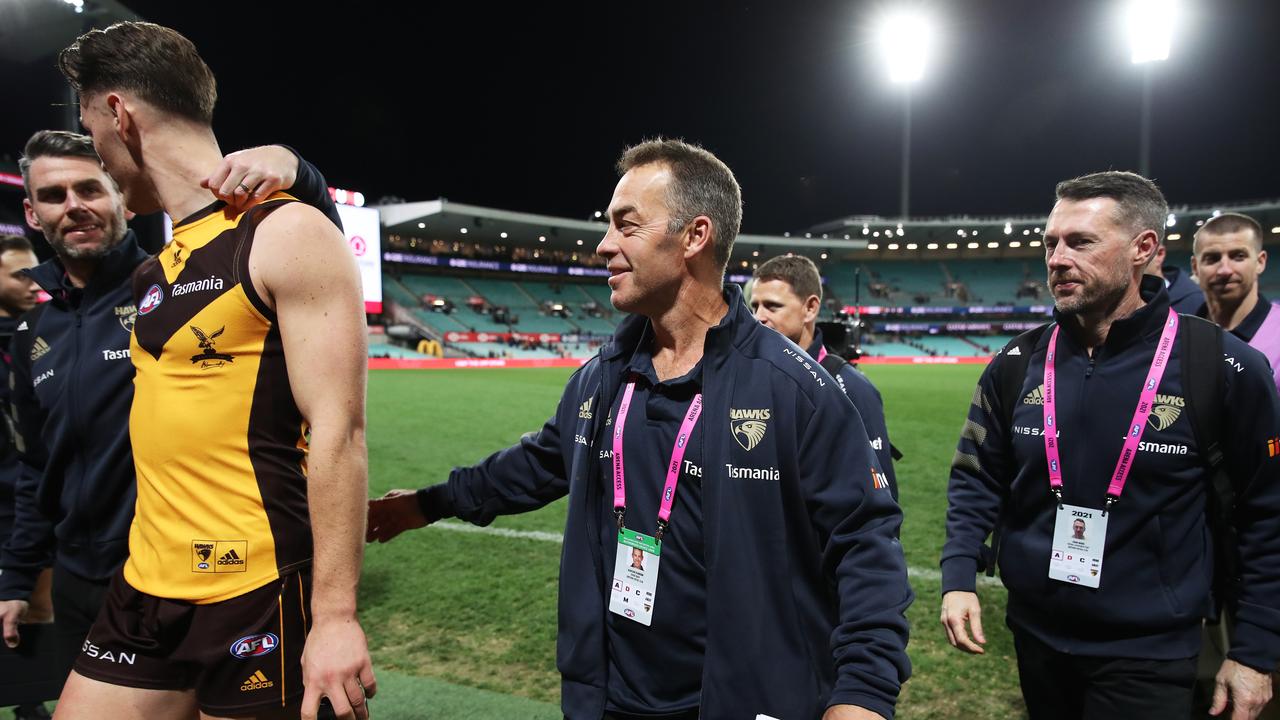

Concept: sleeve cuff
[[1227, 617, 1280, 673], [826, 692, 895, 720], [0, 567, 37, 601], [940, 556, 980, 594], [416, 483, 455, 524]]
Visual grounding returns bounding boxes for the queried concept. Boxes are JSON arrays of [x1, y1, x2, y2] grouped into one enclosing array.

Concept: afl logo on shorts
[[229, 633, 279, 659], [138, 284, 164, 315]]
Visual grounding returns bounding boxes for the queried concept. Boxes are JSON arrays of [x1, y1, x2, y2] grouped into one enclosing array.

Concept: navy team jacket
[[423, 285, 912, 720]]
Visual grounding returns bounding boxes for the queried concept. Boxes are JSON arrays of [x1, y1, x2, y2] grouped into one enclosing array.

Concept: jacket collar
[[25, 230, 150, 304], [806, 328, 826, 359], [601, 283, 754, 365], [1052, 274, 1171, 354]]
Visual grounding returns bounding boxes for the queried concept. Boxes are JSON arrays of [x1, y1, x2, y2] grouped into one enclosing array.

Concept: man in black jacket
[[940, 171, 1280, 720], [0, 129, 340, 680], [749, 254, 898, 498], [369, 138, 911, 720]]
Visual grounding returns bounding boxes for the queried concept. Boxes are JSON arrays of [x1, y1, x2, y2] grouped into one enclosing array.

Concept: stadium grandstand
[[367, 197, 1280, 362]]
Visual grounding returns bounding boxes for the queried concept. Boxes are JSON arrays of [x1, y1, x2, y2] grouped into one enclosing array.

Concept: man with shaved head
[[1193, 213, 1280, 386]]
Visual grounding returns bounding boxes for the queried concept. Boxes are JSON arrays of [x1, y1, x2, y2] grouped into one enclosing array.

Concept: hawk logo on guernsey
[[170, 246, 183, 268], [730, 408, 770, 451], [194, 540, 247, 573], [190, 325, 234, 369], [192, 542, 214, 571], [138, 284, 164, 315], [229, 633, 278, 659]]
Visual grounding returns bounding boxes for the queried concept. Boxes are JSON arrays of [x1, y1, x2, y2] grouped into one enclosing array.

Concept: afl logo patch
[[139, 284, 164, 315], [229, 633, 279, 659]]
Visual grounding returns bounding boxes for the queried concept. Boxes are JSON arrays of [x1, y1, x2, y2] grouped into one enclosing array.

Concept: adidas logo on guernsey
[[1022, 384, 1045, 405], [579, 397, 593, 419], [240, 670, 274, 692], [218, 548, 245, 568]]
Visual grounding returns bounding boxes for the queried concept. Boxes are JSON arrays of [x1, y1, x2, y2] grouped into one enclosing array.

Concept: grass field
[[360, 364, 1028, 719]]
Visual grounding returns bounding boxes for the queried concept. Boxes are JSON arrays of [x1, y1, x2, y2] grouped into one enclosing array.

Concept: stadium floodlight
[[1166, 213, 1177, 227], [1126, 0, 1177, 64], [1004, 222, 1013, 235], [876, 8, 936, 221], [878, 9, 935, 83]]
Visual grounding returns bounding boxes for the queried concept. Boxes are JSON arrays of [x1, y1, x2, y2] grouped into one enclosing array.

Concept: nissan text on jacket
[[941, 280, 1280, 673], [420, 286, 913, 720]]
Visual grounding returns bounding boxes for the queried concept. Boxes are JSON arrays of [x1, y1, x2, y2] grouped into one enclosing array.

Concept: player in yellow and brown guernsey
[[54, 22, 375, 720]]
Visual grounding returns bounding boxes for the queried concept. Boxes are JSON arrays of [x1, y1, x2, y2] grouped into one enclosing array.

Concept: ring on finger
[[237, 182, 251, 194]]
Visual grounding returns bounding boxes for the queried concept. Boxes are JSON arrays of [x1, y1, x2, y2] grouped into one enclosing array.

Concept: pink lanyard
[[816, 345, 829, 363], [1043, 309, 1178, 514], [612, 379, 704, 541]]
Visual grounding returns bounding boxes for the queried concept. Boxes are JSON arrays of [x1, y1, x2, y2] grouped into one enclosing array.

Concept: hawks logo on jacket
[[729, 408, 770, 451]]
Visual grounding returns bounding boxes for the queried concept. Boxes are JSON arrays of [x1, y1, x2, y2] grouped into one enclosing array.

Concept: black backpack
[[985, 316, 1239, 616]]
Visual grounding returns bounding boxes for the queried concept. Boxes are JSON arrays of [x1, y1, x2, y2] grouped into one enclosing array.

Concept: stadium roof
[[377, 198, 869, 263], [379, 196, 1280, 266]]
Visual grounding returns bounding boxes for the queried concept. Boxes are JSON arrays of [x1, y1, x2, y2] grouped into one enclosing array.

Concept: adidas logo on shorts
[[241, 670, 274, 692], [218, 548, 245, 567]]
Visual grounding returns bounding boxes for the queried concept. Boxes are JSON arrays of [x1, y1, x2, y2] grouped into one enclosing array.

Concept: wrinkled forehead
[[1194, 228, 1263, 257], [751, 278, 803, 304], [1046, 197, 1126, 238], [28, 154, 114, 192], [609, 163, 673, 218]]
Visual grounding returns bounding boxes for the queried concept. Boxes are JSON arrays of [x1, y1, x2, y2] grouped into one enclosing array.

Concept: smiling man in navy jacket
[[369, 138, 912, 720], [940, 171, 1280, 720]]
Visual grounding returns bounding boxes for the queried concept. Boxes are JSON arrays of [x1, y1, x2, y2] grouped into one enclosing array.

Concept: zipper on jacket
[[1084, 355, 1096, 379], [69, 304, 95, 561]]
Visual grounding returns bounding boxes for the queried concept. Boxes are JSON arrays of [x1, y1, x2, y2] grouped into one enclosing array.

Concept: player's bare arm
[[250, 202, 376, 720]]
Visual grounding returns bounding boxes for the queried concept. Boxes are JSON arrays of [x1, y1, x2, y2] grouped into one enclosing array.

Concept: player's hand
[[1210, 658, 1273, 720], [822, 704, 886, 720], [201, 145, 299, 212], [301, 616, 377, 720], [941, 590, 986, 654], [0, 599, 30, 648], [366, 489, 428, 543]]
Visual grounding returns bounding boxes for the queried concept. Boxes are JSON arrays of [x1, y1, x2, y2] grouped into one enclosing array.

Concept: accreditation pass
[[1048, 503, 1108, 588], [609, 529, 661, 626]]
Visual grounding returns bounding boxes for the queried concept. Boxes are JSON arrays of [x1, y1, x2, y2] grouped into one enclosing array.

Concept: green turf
[[362, 364, 1027, 719]]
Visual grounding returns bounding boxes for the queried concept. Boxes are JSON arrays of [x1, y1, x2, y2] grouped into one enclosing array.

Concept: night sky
[[3, 0, 1277, 234]]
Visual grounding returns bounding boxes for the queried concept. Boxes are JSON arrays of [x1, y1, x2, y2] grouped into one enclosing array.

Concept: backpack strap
[[1178, 314, 1236, 617], [979, 324, 1051, 576], [821, 350, 905, 461]]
